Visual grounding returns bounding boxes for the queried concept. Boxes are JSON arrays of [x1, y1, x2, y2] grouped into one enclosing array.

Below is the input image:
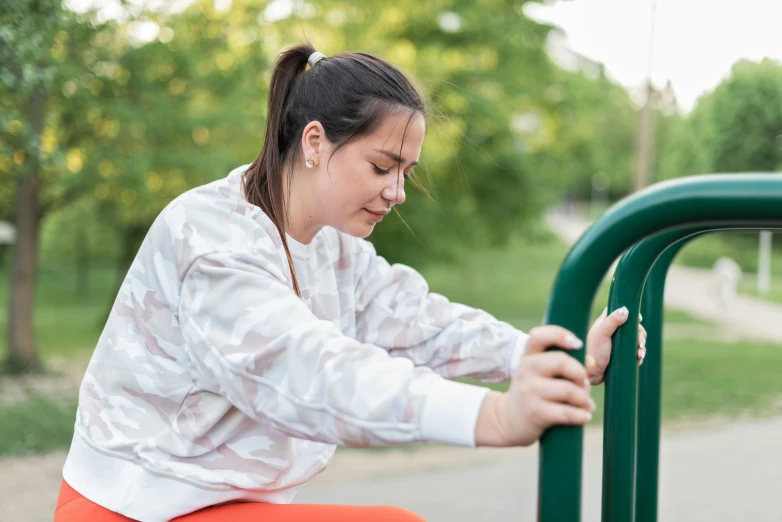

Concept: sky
[[68, 0, 782, 112], [527, 0, 782, 112]]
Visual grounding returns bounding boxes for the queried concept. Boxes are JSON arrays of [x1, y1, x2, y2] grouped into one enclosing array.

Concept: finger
[[537, 401, 593, 427], [637, 346, 647, 366], [586, 354, 597, 373], [525, 325, 583, 355], [589, 306, 628, 346], [637, 328, 647, 350], [525, 351, 589, 386], [535, 378, 595, 411], [638, 325, 647, 340]]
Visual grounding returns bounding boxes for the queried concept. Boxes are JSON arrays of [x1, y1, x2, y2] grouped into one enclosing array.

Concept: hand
[[475, 325, 594, 447], [585, 306, 647, 385]]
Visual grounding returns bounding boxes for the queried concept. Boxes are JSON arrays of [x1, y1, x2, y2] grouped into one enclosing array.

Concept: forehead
[[360, 111, 425, 154]]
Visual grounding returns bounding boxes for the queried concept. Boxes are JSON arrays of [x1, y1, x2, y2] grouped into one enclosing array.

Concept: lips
[[364, 208, 388, 223]]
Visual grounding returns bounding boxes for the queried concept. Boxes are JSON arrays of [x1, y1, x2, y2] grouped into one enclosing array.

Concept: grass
[[0, 231, 777, 457], [0, 395, 77, 457], [739, 274, 782, 305], [421, 234, 570, 332], [422, 234, 707, 330], [0, 266, 114, 359]]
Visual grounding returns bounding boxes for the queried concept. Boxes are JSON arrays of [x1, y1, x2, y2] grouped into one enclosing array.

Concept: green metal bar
[[604, 224, 778, 521], [603, 226, 777, 522], [539, 174, 782, 522], [634, 236, 692, 522], [602, 228, 707, 522]]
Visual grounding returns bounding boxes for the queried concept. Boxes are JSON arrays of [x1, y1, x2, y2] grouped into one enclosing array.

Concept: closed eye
[[371, 163, 390, 175], [372, 163, 412, 180]]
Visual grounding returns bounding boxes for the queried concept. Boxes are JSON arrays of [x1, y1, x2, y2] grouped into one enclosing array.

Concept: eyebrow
[[374, 149, 419, 168]]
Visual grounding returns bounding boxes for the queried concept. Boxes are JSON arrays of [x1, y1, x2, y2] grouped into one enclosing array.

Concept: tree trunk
[[6, 87, 45, 373]]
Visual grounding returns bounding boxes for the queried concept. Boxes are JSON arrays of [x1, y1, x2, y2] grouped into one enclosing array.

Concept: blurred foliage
[[656, 58, 782, 270], [659, 58, 782, 180], [4, 0, 648, 273], [9, 0, 782, 362]]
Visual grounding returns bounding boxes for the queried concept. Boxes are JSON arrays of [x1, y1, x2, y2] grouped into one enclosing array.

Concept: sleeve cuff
[[418, 378, 490, 447], [508, 332, 530, 378]]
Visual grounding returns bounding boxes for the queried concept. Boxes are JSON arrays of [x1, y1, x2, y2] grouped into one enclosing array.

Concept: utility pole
[[634, 0, 658, 191], [758, 231, 772, 296]]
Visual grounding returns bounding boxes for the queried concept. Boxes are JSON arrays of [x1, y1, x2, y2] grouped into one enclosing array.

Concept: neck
[[285, 164, 322, 244]]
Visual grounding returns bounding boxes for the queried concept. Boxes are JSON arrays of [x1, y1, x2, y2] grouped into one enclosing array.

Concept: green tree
[[530, 68, 639, 201], [660, 58, 782, 180], [2, 2, 120, 370], [84, 0, 271, 309], [1, 0, 70, 371]]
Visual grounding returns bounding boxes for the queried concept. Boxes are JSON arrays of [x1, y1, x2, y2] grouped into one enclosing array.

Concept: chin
[[338, 222, 376, 239]]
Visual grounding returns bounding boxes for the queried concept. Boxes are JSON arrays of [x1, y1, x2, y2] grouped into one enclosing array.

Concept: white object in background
[[0, 221, 15, 244], [590, 172, 610, 219], [758, 231, 772, 296], [713, 257, 742, 309]]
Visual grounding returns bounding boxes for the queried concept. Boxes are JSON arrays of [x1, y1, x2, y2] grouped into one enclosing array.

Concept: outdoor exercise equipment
[[537, 174, 782, 522]]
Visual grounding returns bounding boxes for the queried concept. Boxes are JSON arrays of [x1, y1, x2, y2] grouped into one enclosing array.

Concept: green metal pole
[[634, 238, 689, 522], [602, 224, 777, 521], [602, 229, 706, 522], [539, 174, 782, 522]]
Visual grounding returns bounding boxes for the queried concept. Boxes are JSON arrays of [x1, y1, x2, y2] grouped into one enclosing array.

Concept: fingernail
[[584, 377, 591, 388], [640, 349, 646, 359], [641, 338, 646, 350], [586, 412, 593, 422], [639, 313, 644, 321], [617, 306, 629, 317], [564, 334, 583, 349], [589, 399, 597, 411], [586, 355, 596, 369]]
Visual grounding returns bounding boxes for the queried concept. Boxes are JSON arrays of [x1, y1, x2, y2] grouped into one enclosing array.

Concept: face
[[304, 111, 425, 239]]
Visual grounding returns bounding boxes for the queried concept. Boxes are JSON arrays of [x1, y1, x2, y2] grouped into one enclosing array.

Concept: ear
[[301, 121, 326, 167]]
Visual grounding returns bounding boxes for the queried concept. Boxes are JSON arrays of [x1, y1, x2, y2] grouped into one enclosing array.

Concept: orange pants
[[55, 480, 427, 521]]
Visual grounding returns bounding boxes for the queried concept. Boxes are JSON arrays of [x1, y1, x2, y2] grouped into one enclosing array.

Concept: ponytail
[[243, 44, 315, 297]]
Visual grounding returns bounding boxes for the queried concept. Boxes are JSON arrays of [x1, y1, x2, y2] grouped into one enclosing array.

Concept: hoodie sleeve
[[178, 250, 490, 448], [352, 238, 529, 382]]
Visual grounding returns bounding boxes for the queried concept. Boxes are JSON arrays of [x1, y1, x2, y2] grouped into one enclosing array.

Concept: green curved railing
[[603, 225, 780, 522], [538, 174, 782, 522]]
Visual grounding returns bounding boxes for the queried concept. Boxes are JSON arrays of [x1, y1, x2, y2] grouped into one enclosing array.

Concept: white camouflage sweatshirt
[[62, 164, 529, 521]]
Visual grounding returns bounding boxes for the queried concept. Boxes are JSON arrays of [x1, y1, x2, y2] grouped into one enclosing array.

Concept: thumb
[[594, 306, 630, 336]]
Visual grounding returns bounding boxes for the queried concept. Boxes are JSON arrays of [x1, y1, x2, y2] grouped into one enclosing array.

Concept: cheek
[[330, 172, 379, 207]]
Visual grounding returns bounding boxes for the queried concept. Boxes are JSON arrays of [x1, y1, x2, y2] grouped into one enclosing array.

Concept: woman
[[55, 44, 645, 522]]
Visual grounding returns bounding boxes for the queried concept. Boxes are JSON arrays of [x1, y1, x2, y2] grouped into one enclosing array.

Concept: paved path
[[9, 416, 781, 522], [297, 416, 782, 522]]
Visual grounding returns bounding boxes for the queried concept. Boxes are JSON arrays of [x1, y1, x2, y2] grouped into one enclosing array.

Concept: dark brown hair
[[243, 43, 425, 296]]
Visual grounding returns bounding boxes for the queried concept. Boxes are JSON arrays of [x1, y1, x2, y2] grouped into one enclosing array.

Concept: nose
[[381, 173, 406, 205]]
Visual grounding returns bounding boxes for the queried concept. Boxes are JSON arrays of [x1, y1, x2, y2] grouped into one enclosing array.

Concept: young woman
[[54, 44, 646, 522]]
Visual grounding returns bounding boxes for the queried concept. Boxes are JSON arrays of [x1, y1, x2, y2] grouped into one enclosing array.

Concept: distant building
[[628, 80, 679, 115], [544, 28, 604, 79]]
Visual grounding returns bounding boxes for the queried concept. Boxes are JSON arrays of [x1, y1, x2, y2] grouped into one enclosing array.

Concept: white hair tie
[[308, 51, 326, 67]]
